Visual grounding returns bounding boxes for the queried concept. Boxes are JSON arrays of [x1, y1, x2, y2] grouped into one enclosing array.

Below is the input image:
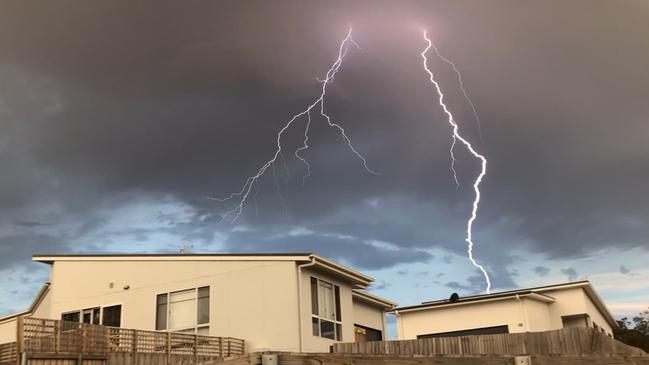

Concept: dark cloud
[[534, 266, 551, 277], [561, 268, 579, 281], [0, 0, 647, 306], [620, 265, 631, 275]]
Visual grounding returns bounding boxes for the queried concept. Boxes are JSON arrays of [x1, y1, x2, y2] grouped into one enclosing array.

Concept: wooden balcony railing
[[0, 316, 244, 365]]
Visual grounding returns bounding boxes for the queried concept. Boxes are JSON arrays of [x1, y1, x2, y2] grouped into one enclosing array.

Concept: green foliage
[[614, 308, 649, 352]]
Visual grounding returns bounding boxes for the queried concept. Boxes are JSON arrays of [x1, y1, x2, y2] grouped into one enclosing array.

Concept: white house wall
[[582, 292, 614, 336], [522, 298, 553, 332], [352, 300, 386, 336], [299, 267, 355, 352], [0, 318, 16, 344], [396, 298, 527, 340], [45, 259, 302, 352], [542, 287, 612, 336], [396, 285, 615, 339]]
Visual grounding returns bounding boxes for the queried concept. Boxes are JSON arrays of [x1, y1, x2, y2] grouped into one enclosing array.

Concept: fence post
[[166, 332, 171, 365], [16, 315, 24, 365], [193, 335, 198, 365], [132, 329, 138, 365], [54, 320, 61, 354]]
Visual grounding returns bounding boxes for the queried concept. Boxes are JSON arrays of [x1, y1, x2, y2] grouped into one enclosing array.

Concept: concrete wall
[[44, 259, 302, 352], [352, 299, 386, 336]]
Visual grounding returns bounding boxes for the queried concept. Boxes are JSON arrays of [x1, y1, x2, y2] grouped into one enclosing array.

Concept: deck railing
[[0, 316, 244, 365]]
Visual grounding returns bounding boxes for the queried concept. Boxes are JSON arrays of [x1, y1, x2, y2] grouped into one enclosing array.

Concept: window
[[61, 305, 121, 327], [418, 325, 509, 338], [61, 311, 80, 331], [61, 311, 80, 323], [310, 277, 342, 341], [197, 286, 210, 325], [354, 325, 383, 342], [155, 286, 209, 334], [82, 307, 100, 325], [156, 294, 168, 330], [102, 305, 122, 327]]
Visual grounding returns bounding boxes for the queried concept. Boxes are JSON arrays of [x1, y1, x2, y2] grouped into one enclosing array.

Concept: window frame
[[155, 286, 210, 335], [60, 302, 123, 328], [81, 307, 101, 325], [310, 276, 342, 341], [101, 304, 122, 328]]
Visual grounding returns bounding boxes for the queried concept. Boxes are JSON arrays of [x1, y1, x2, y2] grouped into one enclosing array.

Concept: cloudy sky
[[1, 0, 648, 323]]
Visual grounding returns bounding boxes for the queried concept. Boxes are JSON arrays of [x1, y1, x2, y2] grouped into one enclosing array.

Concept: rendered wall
[[0, 317, 16, 344], [352, 299, 386, 336], [396, 286, 615, 340], [523, 298, 554, 332], [396, 298, 528, 340], [299, 267, 355, 352], [542, 287, 613, 336], [44, 259, 302, 352], [582, 292, 614, 336]]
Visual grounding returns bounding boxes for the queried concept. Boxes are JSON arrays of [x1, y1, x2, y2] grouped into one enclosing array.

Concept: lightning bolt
[[210, 26, 378, 222], [429, 42, 483, 143], [422, 31, 492, 294]]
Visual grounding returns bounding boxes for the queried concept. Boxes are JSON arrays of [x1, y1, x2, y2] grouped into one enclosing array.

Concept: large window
[[156, 286, 209, 335], [310, 277, 342, 341]]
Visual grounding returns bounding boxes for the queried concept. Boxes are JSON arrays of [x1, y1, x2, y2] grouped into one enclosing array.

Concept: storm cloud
[[0, 1, 648, 312]]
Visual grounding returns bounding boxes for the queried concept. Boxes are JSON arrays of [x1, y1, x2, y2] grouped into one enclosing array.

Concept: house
[[391, 281, 617, 339], [0, 253, 396, 352]]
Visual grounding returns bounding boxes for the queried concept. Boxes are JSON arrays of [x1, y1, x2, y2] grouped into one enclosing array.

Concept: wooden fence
[[332, 327, 647, 357], [0, 343, 17, 365], [204, 352, 649, 365], [0, 316, 244, 365]]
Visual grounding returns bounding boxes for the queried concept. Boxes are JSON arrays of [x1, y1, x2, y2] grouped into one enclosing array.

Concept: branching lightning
[[429, 42, 483, 142], [210, 27, 378, 222], [422, 31, 492, 294]]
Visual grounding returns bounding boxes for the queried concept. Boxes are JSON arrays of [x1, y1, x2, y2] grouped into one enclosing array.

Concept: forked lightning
[[210, 27, 377, 222], [422, 31, 492, 293]]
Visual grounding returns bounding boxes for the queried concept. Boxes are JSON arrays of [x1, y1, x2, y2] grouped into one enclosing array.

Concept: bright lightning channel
[[429, 42, 483, 142], [421, 30, 492, 294], [210, 26, 378, 222]]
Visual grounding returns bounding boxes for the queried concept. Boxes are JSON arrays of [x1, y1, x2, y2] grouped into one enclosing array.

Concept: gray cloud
[[0, 0, 647, 312], [619, 265, 631, 275], [561, 268, 579, 281], [534, 266, 551, 277]]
